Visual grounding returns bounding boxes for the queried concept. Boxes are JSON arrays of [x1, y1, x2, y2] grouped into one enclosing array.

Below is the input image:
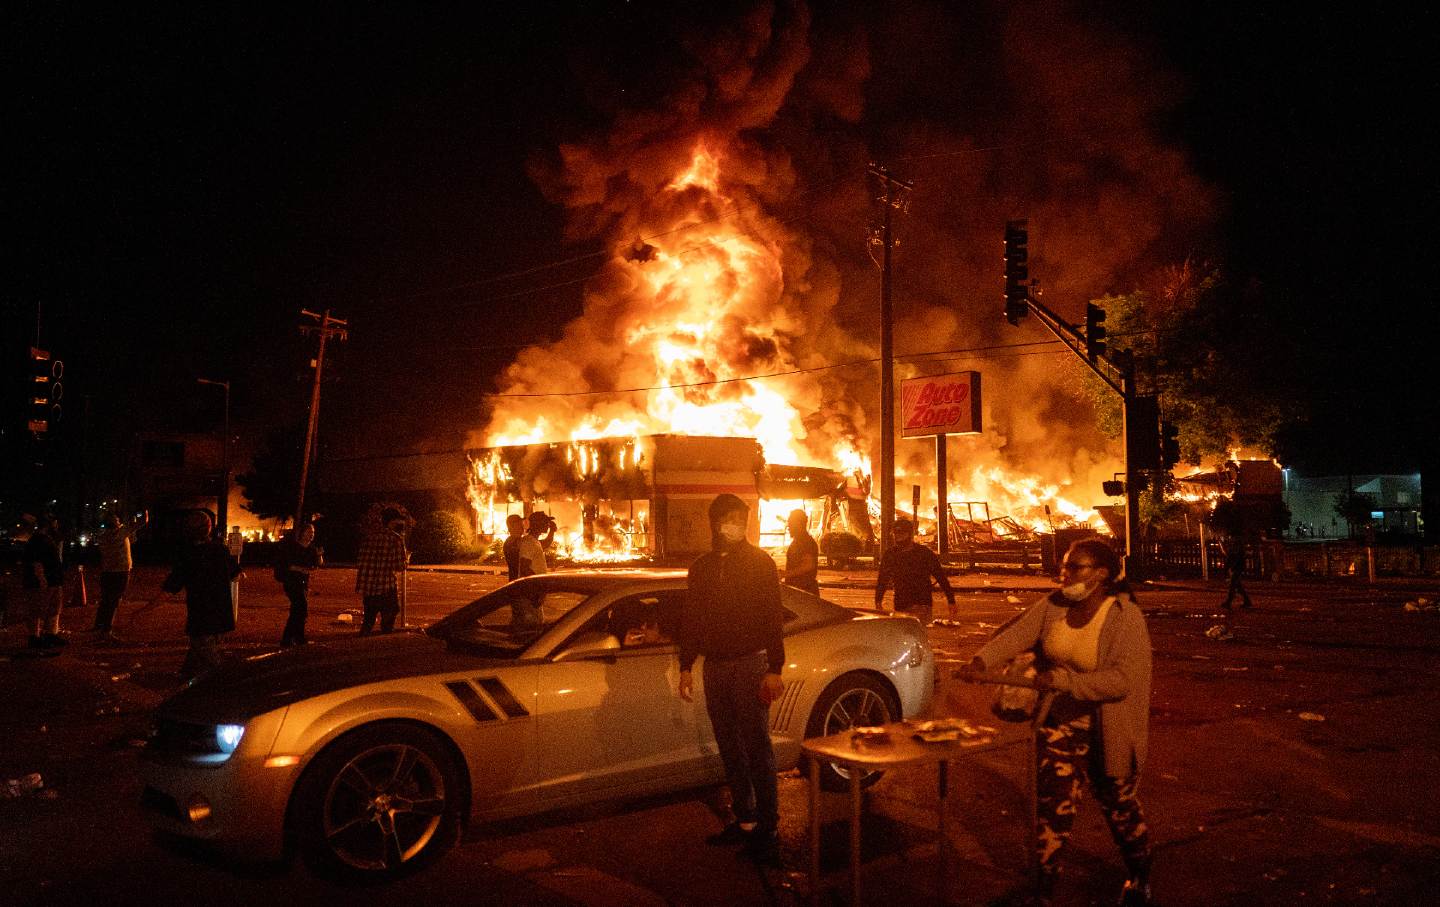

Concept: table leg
[[938, 760, 949, 904], [850, 767, 862, 905], [810, 757, 821, 906]]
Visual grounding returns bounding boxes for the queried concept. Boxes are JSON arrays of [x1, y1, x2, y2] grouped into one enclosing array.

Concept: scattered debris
[[1223, 667, 1249, 672], [333, 612, 355, 624], [110, 673, 131, 682], [1403, 598, 1436, 612], [1205, 624, 1235, 641], [1299, 712, 1326, 722], [3, 773, 44, 798], [1161, 773, 1180, 782], [1005, 594, 1022, 604]]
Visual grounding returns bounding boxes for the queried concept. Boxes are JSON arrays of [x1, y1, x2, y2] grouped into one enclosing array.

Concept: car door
[[531, 590, 717, 804]]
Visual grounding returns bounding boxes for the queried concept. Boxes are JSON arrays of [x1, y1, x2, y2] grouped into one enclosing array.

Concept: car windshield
[[426, 580, 599, 655]]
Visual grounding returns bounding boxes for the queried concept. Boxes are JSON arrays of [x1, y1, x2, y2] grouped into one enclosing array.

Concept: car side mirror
[[553, 631, 622, 662]]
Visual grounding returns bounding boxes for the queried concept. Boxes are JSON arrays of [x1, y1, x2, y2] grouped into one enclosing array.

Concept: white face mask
[[718, 523, 746, 543], [1059, 580, 1094, 602]]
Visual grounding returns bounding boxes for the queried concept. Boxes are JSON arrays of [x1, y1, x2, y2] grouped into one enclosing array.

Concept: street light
[[197, 378, 230, 534]]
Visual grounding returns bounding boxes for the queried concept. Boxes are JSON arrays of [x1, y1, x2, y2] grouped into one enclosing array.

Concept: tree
[[236, 422, 306, 521], [1333, 491, 1376, 539], [411, 510, 474, 563], [1083, 261, 1297, 466]]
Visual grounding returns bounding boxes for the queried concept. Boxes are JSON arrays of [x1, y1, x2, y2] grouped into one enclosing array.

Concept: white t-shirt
[[1042, 597, 1115, 673], [516, 536, 549, 576]]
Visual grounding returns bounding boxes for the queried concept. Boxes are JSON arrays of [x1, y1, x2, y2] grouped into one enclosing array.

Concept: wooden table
[[801, 719, 1032, 905]]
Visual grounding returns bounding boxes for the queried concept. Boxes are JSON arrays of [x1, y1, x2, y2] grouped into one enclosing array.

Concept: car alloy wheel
[[297, 723, 462, 878], [805, 673, 898, 791]]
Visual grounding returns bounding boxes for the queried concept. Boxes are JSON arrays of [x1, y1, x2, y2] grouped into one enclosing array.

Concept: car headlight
[[148, 718, 248, 764], [216, 724, 245, 755]]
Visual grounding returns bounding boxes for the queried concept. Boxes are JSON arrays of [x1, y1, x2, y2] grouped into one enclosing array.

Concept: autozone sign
[[900, 371, 982, 438]]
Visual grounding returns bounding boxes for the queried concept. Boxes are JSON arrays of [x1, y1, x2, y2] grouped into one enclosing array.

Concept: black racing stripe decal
[[444, 680, 498, 722], [476, 677, 530, 718]]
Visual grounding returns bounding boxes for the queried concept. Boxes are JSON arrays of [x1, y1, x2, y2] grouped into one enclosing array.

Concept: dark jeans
[[93, 571, 130, 631], [1222, 570, 1251, 609], [281, 576, 310, 645], [361, 590, 398, 634], [702, 651, 779, 832]]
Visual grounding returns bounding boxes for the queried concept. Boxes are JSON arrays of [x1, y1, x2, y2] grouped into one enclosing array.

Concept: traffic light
[[1003, 219, 1028, 325], [1160, 420, 1181, 469], [28, 347, 63, 437], [1124, 395, 1160, 472], [1085, 302, 1107, 361]]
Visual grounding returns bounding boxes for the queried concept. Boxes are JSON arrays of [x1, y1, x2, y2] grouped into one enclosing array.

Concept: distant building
[[1284, 473, 1423, 538]]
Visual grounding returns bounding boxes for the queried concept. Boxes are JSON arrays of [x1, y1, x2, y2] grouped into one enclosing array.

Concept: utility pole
[[295, 309, 348, 525], [197, 378, 230, 532], [868, 162, 913, 558]]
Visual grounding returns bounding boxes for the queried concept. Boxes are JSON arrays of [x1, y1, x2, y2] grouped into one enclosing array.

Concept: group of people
[[679, 498, 1155, 905]]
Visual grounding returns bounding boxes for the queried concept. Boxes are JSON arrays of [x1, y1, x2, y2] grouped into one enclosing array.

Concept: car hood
[[158, 632, 510, 723]]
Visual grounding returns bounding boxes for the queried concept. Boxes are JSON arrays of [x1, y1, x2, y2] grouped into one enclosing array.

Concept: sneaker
[[705, 821, 752, 846]]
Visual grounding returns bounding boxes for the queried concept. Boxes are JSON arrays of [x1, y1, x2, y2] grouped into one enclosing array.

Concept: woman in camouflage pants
[[965, 539, 1154, 906]]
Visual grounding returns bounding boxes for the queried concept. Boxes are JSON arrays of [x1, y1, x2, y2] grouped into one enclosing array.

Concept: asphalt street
[[3, 565, 1438, 906]]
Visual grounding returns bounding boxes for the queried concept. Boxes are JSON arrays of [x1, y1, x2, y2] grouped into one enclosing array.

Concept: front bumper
[[139, 710, 300, 862]]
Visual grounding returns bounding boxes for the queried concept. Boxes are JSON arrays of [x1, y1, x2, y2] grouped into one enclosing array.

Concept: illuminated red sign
[[900, 371, 982, 438]]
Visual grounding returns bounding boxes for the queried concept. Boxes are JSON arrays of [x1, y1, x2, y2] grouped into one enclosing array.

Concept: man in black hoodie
[[678, 493, 786, 864]]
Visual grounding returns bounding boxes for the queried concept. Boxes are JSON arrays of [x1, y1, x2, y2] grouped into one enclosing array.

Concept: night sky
[[8, 2, 1436, 511]]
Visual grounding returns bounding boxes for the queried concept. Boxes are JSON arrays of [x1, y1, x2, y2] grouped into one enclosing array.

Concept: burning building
[[455, 6, 1220, 557], [467, 434, 872, 563]]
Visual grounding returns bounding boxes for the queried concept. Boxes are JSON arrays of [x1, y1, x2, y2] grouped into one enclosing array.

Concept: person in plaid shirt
[[355, 508, 409, 634]]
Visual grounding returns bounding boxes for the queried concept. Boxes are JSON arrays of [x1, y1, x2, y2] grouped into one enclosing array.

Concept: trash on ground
[[1223, 666, 1249, 672], [3, 773, 44, 798], [1298, 712, 1325, 722], [1403, 599, 1437, 612], [1205, 624, 1235, 641], [110, 673, 131, 682], [333, 613, 355, 624], [1005, 595, 1022, 604]]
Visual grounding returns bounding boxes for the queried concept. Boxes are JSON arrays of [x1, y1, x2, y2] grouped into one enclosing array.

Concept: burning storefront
[[466, 434, 874, 563]]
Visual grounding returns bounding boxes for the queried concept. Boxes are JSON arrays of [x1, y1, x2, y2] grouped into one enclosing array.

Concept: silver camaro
[[140, 570, 935, 878]]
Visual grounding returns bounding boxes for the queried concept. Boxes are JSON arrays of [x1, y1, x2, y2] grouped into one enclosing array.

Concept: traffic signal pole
[[1001, 222, 1149, 579]]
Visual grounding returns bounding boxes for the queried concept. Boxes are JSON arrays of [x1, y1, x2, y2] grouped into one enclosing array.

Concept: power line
[[482, 337, 1069, 398]]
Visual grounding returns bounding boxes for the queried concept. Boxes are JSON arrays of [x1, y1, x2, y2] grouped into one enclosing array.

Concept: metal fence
[[1145, 539, 1439, 579]]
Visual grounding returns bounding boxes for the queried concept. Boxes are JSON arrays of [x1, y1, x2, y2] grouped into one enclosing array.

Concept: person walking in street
[[356, 508, 409, 635], [93, 510, 146, 641], [959, 539, 1155, 906], [275, 521, 323, 646], [1220, 534, 1252, 610], [677, 493, 786, 866], [874, 518, 956, 624], [502, 513, 525, 581], [226, 524, 246, 620], [781, 509, 819, 596], [22, 514, 67, 649], [163, 510, 240, 680]]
